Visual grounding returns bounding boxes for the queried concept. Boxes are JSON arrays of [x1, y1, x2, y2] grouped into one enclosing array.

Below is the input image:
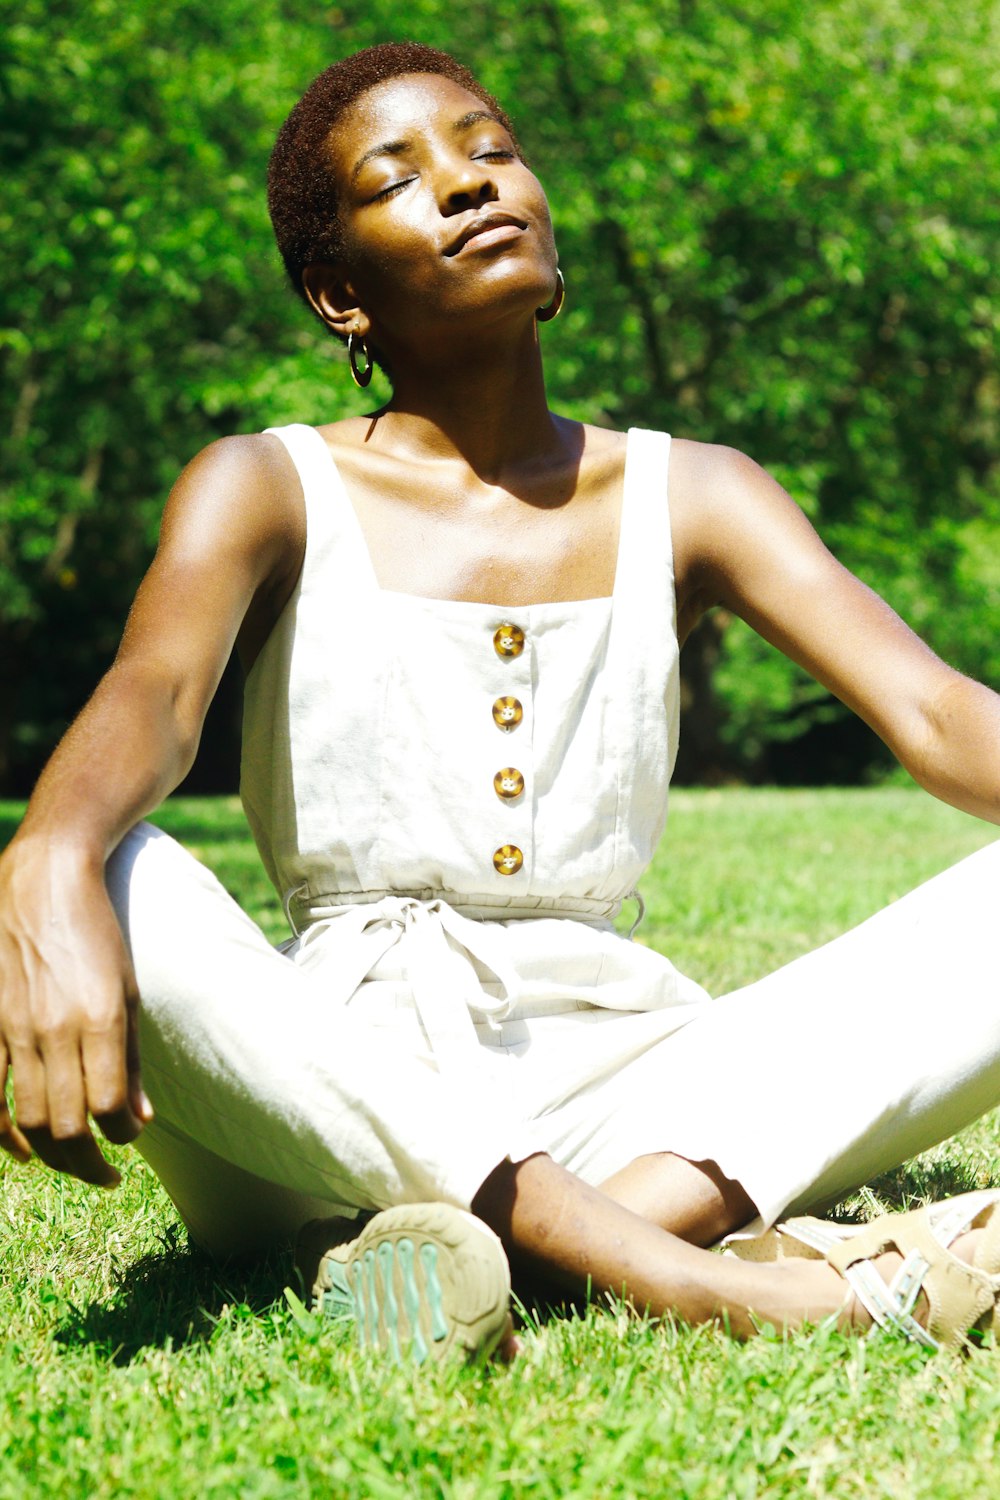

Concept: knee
[[105, 821, 177, 924]]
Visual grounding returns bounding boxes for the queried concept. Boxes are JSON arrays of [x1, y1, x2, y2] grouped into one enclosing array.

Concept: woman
[[2, 42, 1000, 1364]]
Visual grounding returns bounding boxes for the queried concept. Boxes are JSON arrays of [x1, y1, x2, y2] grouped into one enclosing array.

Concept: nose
[[437, 153, 498, 215]]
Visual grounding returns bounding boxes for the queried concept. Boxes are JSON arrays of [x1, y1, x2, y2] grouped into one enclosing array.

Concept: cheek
[[341, 234, 425, 308], [346, 204, 438, 286], [521, 171, 557, 255]]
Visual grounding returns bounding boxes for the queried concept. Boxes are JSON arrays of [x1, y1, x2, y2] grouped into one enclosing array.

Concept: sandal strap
[[842, 1252, 939, 1350], [823, 1201, 1000, 1351], [929, 1193, 1000, 1248], [732, 1192, 1000, 1352]]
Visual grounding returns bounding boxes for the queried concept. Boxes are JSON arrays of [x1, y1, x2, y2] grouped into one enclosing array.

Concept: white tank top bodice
[[240, 424, 680, 935]]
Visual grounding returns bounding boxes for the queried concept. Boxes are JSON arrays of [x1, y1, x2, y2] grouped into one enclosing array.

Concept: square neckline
[[311, 425, 641, 613]]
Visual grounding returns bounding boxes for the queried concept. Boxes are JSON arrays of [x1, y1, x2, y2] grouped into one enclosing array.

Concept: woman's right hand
[[0, 431, 304, 1186], [0, 836, 151, 1187]]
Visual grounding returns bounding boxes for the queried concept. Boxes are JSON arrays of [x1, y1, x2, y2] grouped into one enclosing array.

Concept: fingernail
[[131, 1089, 154, 1122]]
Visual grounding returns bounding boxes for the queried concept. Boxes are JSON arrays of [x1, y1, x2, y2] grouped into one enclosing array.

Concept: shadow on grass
[[55, 1227, 288, 1365], [51, 1159, 1000, 1362], [511, 1272, 589, 1331]]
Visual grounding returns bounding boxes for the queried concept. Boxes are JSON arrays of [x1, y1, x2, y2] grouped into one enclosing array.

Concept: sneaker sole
[[319, 1203, 511, 1365]]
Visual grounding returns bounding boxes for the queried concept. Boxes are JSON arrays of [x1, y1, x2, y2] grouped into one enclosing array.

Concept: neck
[[372, 317, 567, 482]]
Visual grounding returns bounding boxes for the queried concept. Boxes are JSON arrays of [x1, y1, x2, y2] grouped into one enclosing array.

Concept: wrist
[[7, 820, 111, 876]]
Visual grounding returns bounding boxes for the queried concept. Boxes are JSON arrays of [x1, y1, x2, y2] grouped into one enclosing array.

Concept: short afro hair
[[267, 42, 522, 317]]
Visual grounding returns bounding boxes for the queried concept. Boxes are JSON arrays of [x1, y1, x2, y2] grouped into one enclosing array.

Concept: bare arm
[[0, 433, 304, 1183], [669, 440, 1000, 825]]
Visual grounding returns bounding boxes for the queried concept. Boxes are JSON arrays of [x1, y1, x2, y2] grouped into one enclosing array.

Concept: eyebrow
[[351, 139, 409, 181], [350, 110, 506, 181]]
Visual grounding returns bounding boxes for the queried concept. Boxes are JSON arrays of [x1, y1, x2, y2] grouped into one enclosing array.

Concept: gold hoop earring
[[348, 331, 373, 388], [536, 268, 565, 323]]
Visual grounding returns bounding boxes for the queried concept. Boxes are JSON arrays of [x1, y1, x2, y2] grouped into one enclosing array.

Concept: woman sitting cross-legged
[[2, 42, 1000, 1363]]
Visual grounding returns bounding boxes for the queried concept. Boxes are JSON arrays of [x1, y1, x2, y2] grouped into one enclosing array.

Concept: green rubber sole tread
[[326, 1234, 456, 1363], [317, 1204, 510, 1366]]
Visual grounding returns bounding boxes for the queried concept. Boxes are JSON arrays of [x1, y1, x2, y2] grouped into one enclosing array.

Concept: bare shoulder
[[166, 431, 302, 523], [578, 419, 628, 456], [668, 438, 822, 606], [668, 437, 786, 516], [116, 433, 308, 678], [664, 434, 971, 768], [157, 432, 305, 574]]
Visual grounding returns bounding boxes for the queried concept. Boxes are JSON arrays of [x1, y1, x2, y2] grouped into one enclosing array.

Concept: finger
[[94, 1103, 144, 1148], [44, 1034, 121, 1186], [0, 1130, 32, 1164], [124, 986, 154, 1124], [80, 1012, 144, 1146], [0, 1047, 31, 1163], [22, 1124, 120, 1187], [22, 1034, 120, 1188], [20, 1125, 72, 1173], [9, 1039, 52, 1138], [61, 1130, 122, 1188], [41, 1032, 90, 1143]]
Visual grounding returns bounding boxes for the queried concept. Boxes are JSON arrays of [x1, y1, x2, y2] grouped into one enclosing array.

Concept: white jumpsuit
[[108, 424, 1000, 1256]]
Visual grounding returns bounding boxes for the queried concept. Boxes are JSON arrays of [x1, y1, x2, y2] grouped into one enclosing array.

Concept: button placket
[[488, 619, 530, 878]]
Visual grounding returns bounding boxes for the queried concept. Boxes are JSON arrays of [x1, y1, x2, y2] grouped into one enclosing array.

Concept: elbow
[[170, 685, 212, 783], [898, 675, 1000, 825], [103, 658, 209, 787], [172, 722, 202, 784]]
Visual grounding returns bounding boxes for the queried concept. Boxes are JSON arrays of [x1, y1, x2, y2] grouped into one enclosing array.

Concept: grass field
[[2, 788, 999, 1498]]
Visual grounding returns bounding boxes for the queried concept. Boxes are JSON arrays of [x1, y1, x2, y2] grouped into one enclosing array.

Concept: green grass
[[2, 789, 999, 1498]]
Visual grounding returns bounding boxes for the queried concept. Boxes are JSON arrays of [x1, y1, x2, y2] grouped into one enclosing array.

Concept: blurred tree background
[[2, 0, 998, 794]]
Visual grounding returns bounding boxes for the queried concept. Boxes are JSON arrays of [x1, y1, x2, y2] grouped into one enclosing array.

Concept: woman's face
[[317, 72, 558, 348]]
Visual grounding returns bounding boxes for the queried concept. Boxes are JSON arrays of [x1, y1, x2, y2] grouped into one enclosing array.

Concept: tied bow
[[293, 896, 523, 1072]]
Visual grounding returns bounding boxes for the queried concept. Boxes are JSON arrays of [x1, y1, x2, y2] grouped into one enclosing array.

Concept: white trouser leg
[[666, 839, 1000, 1226], [106, 824, 512, 1257]]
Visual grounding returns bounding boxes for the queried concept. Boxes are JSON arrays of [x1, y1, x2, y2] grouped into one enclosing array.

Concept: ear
[[301, 264, 371, 340]]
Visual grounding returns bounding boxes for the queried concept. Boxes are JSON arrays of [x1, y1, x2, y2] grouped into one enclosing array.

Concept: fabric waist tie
[[291, 896, 524, 1075], [288, 885, 628, 928]]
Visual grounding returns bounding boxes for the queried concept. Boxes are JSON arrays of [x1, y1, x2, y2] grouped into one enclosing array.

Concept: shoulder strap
[[613, 428, 675, 612], [263, 422, 336, 507], [605, 428, 681, 839], [263, 422, 362, 567]]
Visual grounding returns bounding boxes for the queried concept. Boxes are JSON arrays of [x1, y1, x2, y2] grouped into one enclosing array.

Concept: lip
[[444, 212, 528, 257]]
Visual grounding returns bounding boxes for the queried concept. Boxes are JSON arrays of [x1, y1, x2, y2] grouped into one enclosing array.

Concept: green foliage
[[2, 0, 999, 787], [0, 0, 364, 781]]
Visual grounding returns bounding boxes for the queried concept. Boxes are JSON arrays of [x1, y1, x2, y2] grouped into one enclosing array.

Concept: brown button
[[493, 844, 524, 876], [493, 622, 525, 659], [494, 767, 525, 800], [492, 695, 523, 731]]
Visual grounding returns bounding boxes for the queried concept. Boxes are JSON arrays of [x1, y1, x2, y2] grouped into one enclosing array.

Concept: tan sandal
[[723, 1190, 1000, 1353]]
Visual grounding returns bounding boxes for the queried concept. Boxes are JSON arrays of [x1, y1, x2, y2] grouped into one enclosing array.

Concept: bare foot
[[832, 1228, 984, 1332]]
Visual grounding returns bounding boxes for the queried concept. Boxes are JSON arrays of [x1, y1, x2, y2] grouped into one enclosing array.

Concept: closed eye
[[372, 177, 415, 201]]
